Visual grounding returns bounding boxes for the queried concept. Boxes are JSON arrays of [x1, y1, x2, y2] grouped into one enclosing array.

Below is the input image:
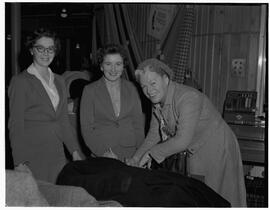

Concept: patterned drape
[[94, 4, 194, 83], [171, 6, 195, 84]]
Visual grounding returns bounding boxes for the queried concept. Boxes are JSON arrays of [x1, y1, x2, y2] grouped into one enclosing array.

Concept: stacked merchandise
[[223, 91, 266, 207], [245, 175, 266, 207], [223, 91, 257, 125]]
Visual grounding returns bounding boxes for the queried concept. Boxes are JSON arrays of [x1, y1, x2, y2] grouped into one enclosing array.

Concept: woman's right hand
[[139, 151, 152, 169], [72, 150, 82, 161], [15, 162, 32, 174]]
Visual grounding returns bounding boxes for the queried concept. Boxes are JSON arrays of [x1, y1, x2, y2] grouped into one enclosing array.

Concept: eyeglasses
[[33, 45, 56, 54]]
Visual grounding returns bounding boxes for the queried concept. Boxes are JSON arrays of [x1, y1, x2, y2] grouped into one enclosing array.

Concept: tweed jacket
[[135, 81, 246, 207]]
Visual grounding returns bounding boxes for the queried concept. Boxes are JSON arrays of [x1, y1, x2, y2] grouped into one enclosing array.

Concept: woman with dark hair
[[80, 44, 144, 161], [8, 28, 82, 183]]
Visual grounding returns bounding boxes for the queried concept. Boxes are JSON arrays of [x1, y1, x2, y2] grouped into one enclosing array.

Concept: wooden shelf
[[228, 124, 265, 165]]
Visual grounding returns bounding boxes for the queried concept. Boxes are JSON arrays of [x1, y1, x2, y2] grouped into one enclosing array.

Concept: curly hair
[[96, 44, 128, 67], [25, 28, 61, 55], [135, 58, 174, 82]]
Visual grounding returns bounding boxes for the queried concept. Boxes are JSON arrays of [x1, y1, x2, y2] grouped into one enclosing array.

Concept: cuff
[[149, 148, 165, 164]]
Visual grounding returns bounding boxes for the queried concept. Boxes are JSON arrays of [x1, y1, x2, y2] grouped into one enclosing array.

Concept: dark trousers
[[56, 157, 230, 207]]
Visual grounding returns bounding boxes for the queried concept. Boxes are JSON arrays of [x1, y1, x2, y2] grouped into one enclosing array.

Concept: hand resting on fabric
[[102, 148, 119, 160]]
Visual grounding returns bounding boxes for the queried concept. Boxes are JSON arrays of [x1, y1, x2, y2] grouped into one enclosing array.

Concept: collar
[[27, 63, 54, 86], [162, 80, 176, 107], [101, 76, 122, 87]]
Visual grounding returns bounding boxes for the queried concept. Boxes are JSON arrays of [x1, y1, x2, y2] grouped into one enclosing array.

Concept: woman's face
[[101, 53, 124, 82], [139, 67, 169, 104], [30, 36, 56, 68]]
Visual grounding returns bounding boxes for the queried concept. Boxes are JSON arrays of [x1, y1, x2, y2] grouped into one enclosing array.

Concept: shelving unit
[[224, 90, 267, 207]]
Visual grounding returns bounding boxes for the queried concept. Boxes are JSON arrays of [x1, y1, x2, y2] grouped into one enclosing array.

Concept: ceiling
[[5, 2, 106, 40], [21, 2, 95, 18], [20, 3, 97, 36], [5, 3, 104, 73]]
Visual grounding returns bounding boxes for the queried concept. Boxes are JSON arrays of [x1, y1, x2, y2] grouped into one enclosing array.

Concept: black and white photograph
[[4, 1, 267, 208]]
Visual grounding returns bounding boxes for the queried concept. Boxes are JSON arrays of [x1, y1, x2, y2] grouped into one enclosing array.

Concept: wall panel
[[190, 5, 261, 113], [248, 33, 260, 90], [119, 4, 262, 113]]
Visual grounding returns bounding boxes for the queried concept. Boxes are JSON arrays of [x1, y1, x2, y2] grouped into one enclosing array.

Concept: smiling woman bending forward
[[126, 58, 247, 207]]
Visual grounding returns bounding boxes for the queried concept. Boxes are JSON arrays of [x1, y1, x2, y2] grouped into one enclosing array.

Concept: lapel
[[162, 81, 176, 117], [54, 75, 64, 116], [24, 71, 62, 116], [119, 79, 127, 118], [98, 77, 122, 120]]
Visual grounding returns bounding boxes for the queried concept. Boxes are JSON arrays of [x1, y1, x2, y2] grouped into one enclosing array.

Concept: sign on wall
[[147, 4, 177, 40]]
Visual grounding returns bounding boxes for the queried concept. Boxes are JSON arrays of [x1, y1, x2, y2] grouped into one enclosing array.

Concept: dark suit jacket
[[8, 70, 80, 183], [80, 77, 144, 160]]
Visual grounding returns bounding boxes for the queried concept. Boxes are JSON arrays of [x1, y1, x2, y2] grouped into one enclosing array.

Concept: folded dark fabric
[[56, 157, 231, 207]]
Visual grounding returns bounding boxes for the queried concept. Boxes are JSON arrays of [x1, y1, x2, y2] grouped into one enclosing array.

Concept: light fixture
[[76, 43, 80, 49], [6, 34, 11, 40], [60, 8, 68, 18]]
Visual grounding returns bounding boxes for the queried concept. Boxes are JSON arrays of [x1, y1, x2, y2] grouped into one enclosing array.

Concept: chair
[[62, 70, 91, 98]]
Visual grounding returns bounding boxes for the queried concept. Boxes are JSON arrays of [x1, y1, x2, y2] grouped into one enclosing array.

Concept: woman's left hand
[[139, 151, 152, 169], [103, 148, 119, 160], [72, 150, 82, 161]]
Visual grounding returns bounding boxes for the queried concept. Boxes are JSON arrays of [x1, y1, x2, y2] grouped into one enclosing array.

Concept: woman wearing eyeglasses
[[8, 28, 83, 183]]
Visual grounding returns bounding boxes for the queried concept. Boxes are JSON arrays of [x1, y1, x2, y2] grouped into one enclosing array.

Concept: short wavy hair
[[25, 28, 61, 55], [135, 58, 174, 82], [97, 44, 128, 67]]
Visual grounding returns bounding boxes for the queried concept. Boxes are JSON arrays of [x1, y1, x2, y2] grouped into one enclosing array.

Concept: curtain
[[93, 4, 144, 81], [93, 4, 195, 84]]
